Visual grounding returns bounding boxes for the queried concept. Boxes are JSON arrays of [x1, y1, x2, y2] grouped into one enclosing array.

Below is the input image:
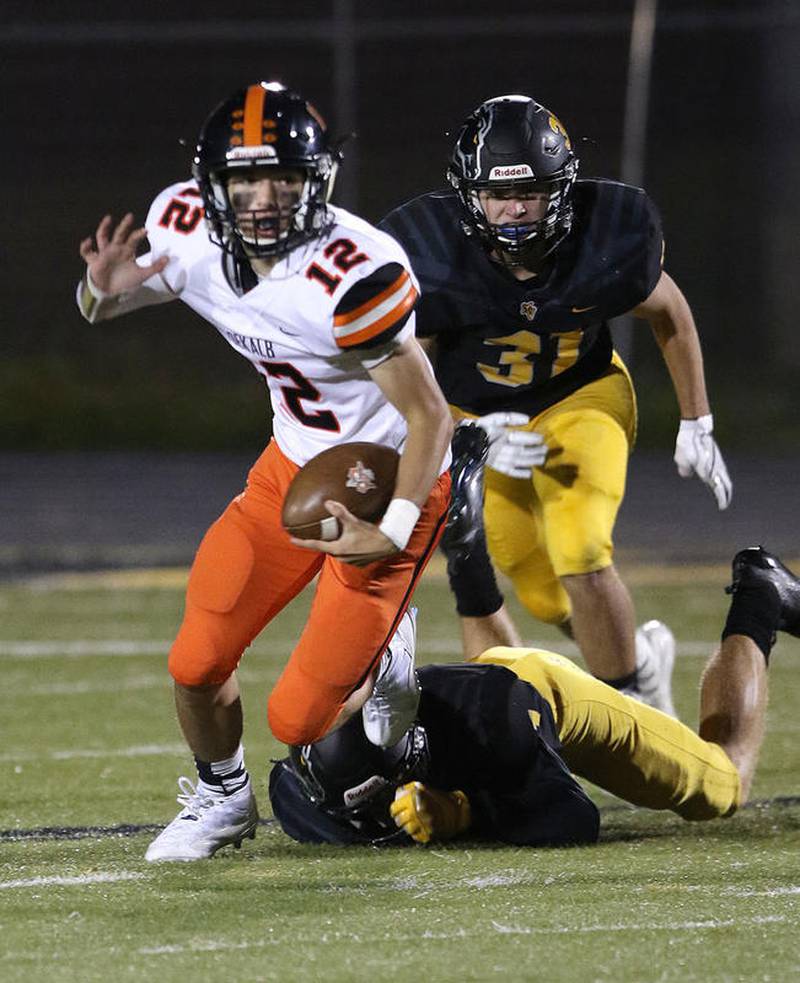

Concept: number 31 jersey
[[379, 179, 664, 418], [142, 180, 425, 466]]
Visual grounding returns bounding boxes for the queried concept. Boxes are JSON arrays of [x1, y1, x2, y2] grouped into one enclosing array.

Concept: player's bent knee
[[168, 638, 237, 688], [267, 674, 338, 746], [552, 539, 614, 579], [517, 591, 571, 625], [503, 560, 571, 624], [267, 693, 328, 747]]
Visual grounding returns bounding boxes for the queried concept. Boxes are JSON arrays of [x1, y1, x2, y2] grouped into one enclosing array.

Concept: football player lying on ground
[[269, 547, 800, 846], [77, 81, 452, 862]]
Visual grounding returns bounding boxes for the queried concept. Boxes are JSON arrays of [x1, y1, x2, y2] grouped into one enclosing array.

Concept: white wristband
[[378, 498, 421, 551], [85, 270, 110, 301]]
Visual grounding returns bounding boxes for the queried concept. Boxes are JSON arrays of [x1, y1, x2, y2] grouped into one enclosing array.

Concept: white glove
[[673, 414, 732, 510], [472, 411, 548, 479]]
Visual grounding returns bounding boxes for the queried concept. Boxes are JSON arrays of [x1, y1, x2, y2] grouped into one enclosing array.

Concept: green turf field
[[1, 563, 799, 982]]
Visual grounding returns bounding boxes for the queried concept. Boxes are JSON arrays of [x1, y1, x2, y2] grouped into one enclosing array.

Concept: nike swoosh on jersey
[[570, 305, 597, 313]]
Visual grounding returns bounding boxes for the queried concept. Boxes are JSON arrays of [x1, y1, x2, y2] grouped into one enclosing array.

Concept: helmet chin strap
[[495, 233, 555, 271]]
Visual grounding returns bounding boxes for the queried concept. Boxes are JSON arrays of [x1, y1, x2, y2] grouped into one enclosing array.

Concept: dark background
[[3, 0, 798, 454]]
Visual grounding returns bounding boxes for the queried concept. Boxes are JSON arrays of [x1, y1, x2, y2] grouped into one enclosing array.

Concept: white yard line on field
[[0, 640, 168, 657], [0, 743, 187, 763], [489, 914, 788, 935], [725, 886, 800, 897], [0, 638, 718, 659], [26, 675, 167, 695], [0, 870, 145, 890], [134, 914, 789, 957]]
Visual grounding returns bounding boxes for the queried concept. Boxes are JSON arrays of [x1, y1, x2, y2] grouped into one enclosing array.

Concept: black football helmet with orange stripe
[[192, 81, 339, 258], [447, 94, 578, 267]]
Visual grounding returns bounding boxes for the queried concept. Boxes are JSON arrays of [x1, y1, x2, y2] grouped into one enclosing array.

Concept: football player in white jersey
[[77, 81, 453, 862]]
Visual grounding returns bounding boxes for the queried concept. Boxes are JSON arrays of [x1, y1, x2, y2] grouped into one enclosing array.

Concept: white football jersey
[[138, 179, 444, 468]]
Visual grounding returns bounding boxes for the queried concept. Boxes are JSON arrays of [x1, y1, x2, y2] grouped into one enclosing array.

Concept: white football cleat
[[362, 607, 421, 748], [633, 619, 677, 717], [145, 777, 258, 862]]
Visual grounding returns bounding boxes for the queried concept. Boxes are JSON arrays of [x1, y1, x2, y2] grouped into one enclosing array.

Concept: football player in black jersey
[[379, 94, 732, 713], [270, 547, 799, 848]]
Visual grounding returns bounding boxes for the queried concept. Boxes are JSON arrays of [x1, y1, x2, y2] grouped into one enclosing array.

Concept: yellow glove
[[390, 781, 471, 844]]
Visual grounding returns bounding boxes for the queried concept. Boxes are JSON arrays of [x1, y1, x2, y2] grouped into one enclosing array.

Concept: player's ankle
[[194, 743, 251, 797]]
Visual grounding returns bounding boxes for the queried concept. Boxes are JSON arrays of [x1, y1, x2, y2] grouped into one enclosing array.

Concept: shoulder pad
[[333, 261, 417, 350], [145, 179, 204, 237], [570, 179, 663, 306], [143, 179, 210, 286], [379, 190, 463, 266]]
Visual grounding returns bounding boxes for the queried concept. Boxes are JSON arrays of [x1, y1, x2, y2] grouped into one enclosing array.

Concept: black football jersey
[[416, 662, 599, 847], [379, 179, 664, 416]]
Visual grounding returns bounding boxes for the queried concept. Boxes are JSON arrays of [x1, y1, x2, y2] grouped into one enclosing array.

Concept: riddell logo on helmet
[[226, 145, 278, 161], [343, 775, 390, 807], [488, 164, 534, 180]]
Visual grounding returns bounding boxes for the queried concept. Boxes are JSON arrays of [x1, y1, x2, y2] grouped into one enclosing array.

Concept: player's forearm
[[76, 271, 176, 324], [650, 313, 711, 418], [368, 338, 453, 506], [634, 271, 711, 418], [393, 399, 453, 505]]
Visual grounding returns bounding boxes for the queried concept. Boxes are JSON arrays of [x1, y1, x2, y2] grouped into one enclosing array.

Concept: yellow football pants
[[480, 355, 637, 624], [477, 647, 741, 820]]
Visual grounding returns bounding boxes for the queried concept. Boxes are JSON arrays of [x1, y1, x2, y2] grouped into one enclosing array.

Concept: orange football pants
[[168, 440, 451, 746]]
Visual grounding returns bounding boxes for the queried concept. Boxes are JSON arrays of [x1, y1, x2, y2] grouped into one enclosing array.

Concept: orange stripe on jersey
[[333, 270, 411, 328], [243, 85, 266, 145], [335, 285, 418, 349]]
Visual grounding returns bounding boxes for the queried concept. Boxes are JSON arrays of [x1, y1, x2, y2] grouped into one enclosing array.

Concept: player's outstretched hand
[[390, 781, 472, 844], [673, 414, 733, 510], [473, 411, 548, 479], [79, 213, 169, 297], [289, 500, 398, 566]]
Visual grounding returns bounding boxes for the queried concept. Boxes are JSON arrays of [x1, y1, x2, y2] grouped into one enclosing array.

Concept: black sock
[[601, 669, 639, 691], [446, 529, 504, 618], [722, 584, 781, 662]]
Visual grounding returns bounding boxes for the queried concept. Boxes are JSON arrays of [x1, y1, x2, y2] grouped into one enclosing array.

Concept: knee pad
[[267, 682, 333, 747], [515, 585, 571, 626], [168, 636, 233, 688]]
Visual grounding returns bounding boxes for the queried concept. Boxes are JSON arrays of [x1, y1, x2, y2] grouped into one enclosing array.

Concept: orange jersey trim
[[335, 285, 418, 349], [334, 270, 411, 328]]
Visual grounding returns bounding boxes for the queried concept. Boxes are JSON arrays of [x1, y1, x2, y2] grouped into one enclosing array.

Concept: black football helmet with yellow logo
[[192, 81, 339, 258], [286, 714, 429, 836], [447, 94, 578, 266]]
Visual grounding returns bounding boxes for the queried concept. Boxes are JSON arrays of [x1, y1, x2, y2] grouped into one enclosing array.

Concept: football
[[282, 442, 400, 541]]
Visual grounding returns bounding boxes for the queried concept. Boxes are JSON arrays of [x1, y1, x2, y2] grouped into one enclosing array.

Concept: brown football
[[282, 442, 400, 541]]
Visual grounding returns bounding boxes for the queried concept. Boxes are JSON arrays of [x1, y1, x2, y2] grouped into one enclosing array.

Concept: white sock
[[195, 744, 250, 797]]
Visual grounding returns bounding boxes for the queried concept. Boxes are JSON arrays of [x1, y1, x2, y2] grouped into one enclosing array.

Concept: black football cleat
[[726, 546, 800, 637], [440, 423, 490, 562]]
